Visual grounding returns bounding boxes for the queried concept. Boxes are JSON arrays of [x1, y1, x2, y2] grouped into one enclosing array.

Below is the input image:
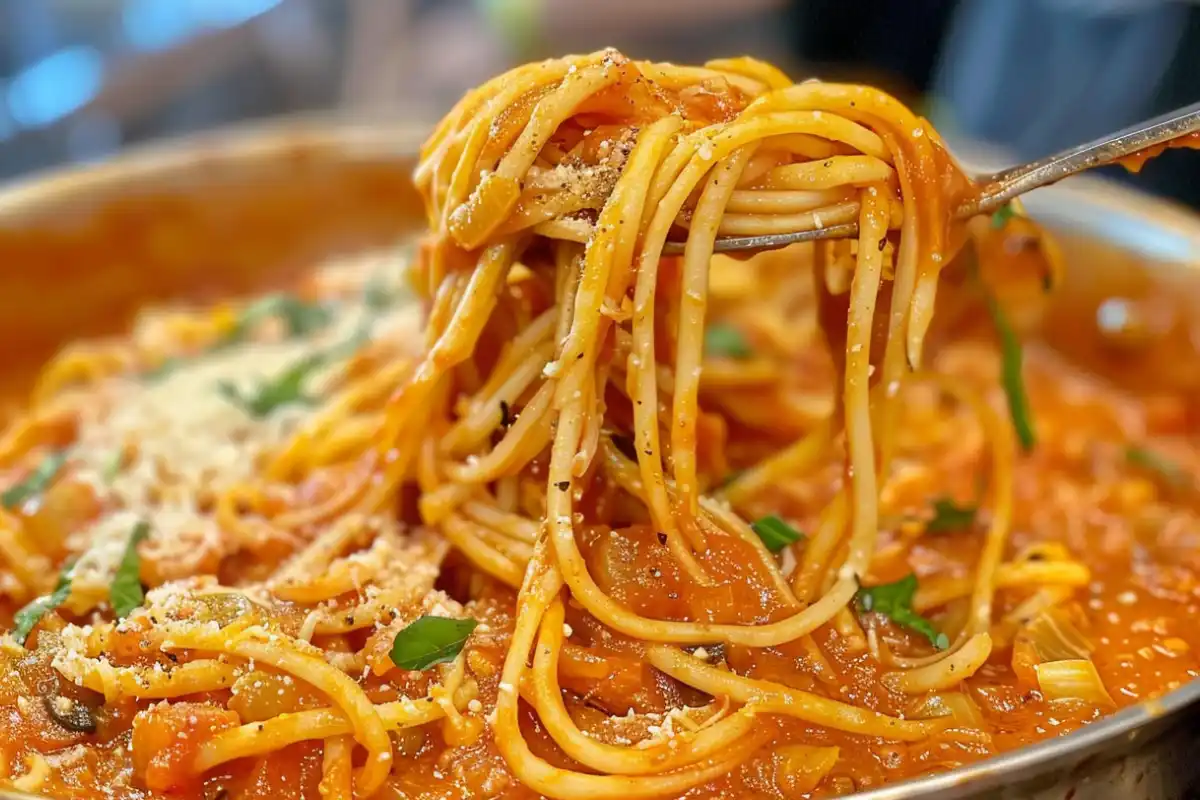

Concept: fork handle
[[959, 99, 1200, 217]]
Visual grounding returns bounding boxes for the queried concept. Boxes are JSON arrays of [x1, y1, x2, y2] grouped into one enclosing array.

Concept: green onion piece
[[389, 615, 479, 671], [982, 290, 1036, 452], [925, 497, 978, 534], [2, 451, 68, 511], [1126, 446, 1190, 491], [218, 352, 326, 418], [12, 559, 75, 646], [857, 574, 950, 650], [991, 203, 1016, 230], [704, 324, 752, 360], [110, 522, 150, 619], [750, 514, 805, 553]]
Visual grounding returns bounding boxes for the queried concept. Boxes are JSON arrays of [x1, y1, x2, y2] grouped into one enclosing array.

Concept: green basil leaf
[[750, 514, 805, 553], [110, 522, 150, 619], [12, 559, 76, 646], [389, 615, 479, 671], [991, 203, 1016, 230], [926, 497, 978, 534], [856, 574, 949, 650], [704, 324, 752, 360], [2, 451, 68, 511]]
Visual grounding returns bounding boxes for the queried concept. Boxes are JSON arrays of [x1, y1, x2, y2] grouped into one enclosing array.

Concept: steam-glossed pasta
[[2, 50, 1198, 800]]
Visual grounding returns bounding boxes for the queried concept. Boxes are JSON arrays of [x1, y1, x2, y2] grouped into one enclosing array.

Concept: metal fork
[[662, 100, 1200, 256]]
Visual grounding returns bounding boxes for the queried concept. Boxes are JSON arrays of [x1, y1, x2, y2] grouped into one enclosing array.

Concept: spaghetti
[[2, 50, 1199, 799]]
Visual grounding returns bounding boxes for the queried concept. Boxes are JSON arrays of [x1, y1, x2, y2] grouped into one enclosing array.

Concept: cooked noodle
[[1, 50, 1194, 799]]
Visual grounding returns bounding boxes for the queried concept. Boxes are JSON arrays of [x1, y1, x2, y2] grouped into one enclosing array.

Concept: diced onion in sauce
[[772, 744, 840, 799], [910, 691, 987, 728], [1035, 659, 1115, 707]]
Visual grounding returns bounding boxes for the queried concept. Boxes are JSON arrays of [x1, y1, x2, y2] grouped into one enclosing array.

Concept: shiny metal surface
[[667, 99, 1200, 255], [0, 118, 1198, 800]]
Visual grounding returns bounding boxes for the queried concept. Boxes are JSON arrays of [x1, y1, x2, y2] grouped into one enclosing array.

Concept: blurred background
[[0, 0, 1197, 206]]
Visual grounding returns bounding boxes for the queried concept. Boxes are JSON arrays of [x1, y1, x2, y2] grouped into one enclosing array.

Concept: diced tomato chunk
[[131, 701, 240, 791]]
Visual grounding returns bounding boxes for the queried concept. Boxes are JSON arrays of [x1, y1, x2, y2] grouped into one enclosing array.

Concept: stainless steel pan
[[0, 118, 1197, 800]]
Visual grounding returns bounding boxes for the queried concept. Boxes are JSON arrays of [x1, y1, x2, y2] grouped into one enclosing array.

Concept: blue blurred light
[[123, 0, 198, 51], [7, 47, 105, 128], [191, 0, 284, 27], [122, 0, 284, 54]]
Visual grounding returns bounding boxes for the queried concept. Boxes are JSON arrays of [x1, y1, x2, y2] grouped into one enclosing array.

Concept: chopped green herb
[[1126, 446, 1190, 491], [926, 497, 978, 534], [991, 203, 1016, 230], [110, 522, 150, 619], [145, 357, 185, 382], [218, 352, 326, 418], [2, 451, 68, 511], [102, 450, 124, 483], [716, 468, 746, 490], [364, 278, 397, 312], [499, 400, 512, 428], [857, 574, 949, 650], [144, 294, 333, 383], [318, 329, 371, 369], [389, 615, 479, 671], [226, 294, 332, 345], [750, 514, 805, 553], [12, 559, 75, 645], [981, 290, 1036, 452], [219, 320, 368, 419], [704, 324, 752, 360]]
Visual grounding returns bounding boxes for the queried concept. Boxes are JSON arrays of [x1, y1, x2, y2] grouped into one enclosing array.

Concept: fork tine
[[662, 222, 860, 256]]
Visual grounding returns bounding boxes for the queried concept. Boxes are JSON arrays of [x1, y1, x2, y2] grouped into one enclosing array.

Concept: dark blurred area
[[0, 0, 1197, 207]]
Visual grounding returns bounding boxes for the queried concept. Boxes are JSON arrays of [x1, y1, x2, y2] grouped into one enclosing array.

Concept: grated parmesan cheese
[[57, 250, 422, 611]]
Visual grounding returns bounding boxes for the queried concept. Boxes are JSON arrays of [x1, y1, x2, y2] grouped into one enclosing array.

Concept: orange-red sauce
[[2, 220, 1200, 797], [1119, 131, 1200, 174]]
